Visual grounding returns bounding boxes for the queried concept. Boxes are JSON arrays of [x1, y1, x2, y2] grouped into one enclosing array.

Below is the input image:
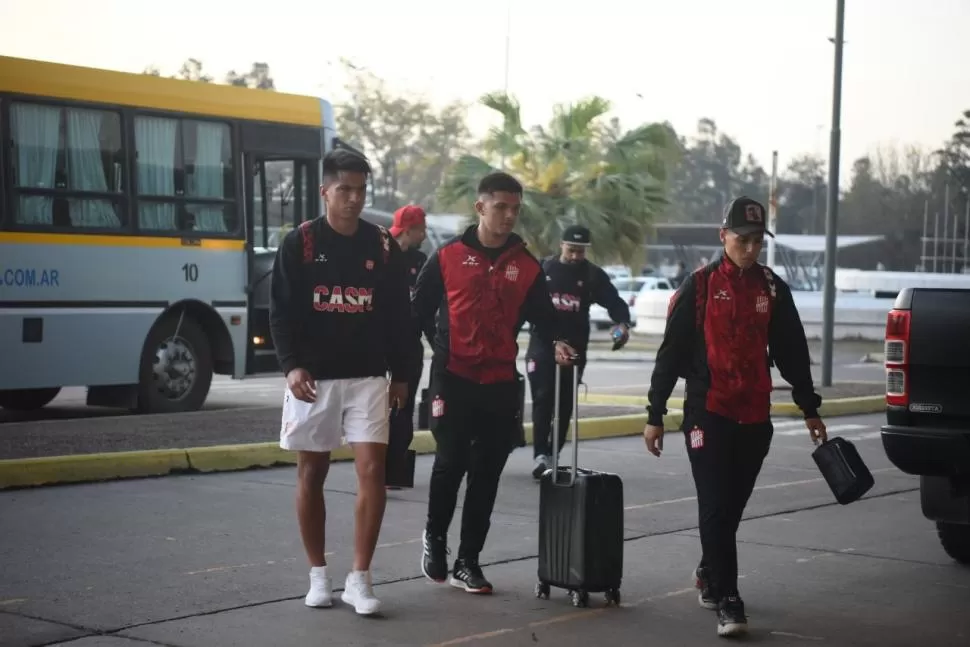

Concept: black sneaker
[[716, 595, 748, 637], [449, 557, 493, 594], [693, 566, 718, 610], [421, 530, 449, 583], [532, 455, 549, 480]]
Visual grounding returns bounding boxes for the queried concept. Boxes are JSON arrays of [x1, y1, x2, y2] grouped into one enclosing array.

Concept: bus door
[[245, 155, 319, 374]]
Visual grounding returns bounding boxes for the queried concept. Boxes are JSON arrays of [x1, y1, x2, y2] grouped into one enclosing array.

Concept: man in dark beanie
[[525, 224, 632, 479]]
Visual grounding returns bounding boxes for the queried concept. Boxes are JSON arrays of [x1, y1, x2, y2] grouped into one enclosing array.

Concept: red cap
[[389, 205, 426, 237]]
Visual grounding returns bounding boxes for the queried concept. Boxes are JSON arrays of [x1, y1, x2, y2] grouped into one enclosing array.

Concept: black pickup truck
[[881, 287, 970, 564]]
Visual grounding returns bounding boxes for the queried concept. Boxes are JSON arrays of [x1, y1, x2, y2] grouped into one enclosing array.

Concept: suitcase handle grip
[[551, 357, 581, 488]]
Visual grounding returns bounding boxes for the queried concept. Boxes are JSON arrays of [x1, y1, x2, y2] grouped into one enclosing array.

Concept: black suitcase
[[536, 361, 624, 608], [812, 436, 875, 505]]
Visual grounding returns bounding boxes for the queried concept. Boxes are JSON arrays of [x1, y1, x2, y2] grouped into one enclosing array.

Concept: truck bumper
[[880, 424, 970, 477]]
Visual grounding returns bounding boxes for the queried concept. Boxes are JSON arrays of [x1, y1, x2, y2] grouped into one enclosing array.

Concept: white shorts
[[280, 376, 389, 453]]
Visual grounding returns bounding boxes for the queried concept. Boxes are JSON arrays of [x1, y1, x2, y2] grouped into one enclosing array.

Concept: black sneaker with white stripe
[[449, 557, 493, 594], [716, 595, 748, 637], [694, 566, 718, 610], [421, 530, 449, 583]]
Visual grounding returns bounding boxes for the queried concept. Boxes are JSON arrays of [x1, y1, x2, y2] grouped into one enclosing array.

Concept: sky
[[2, 0, 969, 187]]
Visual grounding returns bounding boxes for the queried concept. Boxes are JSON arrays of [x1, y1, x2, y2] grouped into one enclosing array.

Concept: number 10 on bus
[[182, 263, 199, 282]]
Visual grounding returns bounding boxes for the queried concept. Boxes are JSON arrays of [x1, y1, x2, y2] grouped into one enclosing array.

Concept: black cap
[[721, 196, 774, 237], [561, 225, 591, 246]]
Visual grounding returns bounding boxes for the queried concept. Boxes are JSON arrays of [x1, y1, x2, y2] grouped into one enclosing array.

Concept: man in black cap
[[525, 224, 633, 479], [642, 196, 826, 638]]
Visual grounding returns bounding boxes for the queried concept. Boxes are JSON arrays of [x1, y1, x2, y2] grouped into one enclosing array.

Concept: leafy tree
[[667, 118, 770, 225], [177, 58, 212, 83], [438, 92, 679, 265], [779, 154, 826, 234], [334, 61, 470, 211], [142, 59, 275, 90], [225, 63, 275, 90]]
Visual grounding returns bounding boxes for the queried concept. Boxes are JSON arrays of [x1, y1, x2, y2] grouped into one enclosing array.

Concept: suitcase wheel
[[569, 589, 590, 608], [534, 582, 550, 600], [604, 587, 621, 607]]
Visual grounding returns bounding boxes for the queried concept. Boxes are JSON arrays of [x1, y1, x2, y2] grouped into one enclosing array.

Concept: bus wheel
[[137, 312, 213, 414], [0, 387, 61, 411]]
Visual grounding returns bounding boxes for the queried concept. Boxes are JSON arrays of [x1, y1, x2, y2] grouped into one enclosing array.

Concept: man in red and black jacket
[[413, 171, 576, 595], [642, 196, 828, 638]]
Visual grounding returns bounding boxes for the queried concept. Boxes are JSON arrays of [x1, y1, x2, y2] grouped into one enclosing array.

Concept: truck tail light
[[885, 309, 911, 407]]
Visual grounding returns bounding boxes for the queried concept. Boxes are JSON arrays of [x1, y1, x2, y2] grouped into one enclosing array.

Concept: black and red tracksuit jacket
[[412, 225, 561, 384], [647, 255, 821, 426], [268, 217, 415, 383]]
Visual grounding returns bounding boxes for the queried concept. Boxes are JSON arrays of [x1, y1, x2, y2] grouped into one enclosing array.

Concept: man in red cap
[[386, 205, 429, 488]]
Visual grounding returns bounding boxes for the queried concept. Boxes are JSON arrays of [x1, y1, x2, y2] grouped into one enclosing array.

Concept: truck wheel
[[0, 387, 61, 411], [936, 521, 970, 565], [136, 312, 213, 414]]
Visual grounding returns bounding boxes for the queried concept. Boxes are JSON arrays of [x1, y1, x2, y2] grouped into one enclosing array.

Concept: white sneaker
[[342, 570, 382, 615], [305, 565, 333, 608]]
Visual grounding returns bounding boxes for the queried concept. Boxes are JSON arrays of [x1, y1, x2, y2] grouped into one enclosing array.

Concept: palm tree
[[438, 92, 680, 265]]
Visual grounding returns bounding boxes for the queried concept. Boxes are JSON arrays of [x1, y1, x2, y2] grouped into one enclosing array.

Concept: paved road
[[2, 413, 967, 646], [0, 356, 884, 460], [0, 343, 884, 425]]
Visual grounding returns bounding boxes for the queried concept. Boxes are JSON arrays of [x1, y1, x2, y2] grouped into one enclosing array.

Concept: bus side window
[[9, 101, 125, 230], [134, 115, 236, 236]]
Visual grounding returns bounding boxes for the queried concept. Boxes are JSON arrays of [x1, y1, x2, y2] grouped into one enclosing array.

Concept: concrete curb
[[581, 393, 886, 418], [0, 412, 684, 491], [0, 394, 887, 490]]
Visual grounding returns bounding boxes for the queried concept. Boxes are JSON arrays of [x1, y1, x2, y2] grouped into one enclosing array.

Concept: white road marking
[[796, 547, 855, 563], [774, 423, 868, 436], [185, 538, 422, 576], [842, 431, 883, 442], [770, 631, 827, 641], [425, 587, 695, 646], [624, 467, 898, 511]]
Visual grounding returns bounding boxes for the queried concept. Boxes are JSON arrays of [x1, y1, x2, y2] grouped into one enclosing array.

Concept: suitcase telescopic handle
[[551, 356, 581, 487]]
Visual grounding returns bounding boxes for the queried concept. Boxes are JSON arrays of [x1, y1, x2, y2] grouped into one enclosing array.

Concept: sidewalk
[[3, 428, 966, 647]]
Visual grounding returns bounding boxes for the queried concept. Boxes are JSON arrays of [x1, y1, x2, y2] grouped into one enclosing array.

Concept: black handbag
[[385, 448, 416, 488], [812, 437, 875, 505], [513, 372, 526, 448], [417, 388, 430, 429]]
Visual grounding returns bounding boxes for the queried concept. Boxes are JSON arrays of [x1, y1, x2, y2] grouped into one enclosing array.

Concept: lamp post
[[500, 3, 511, 170], [820, 0, 846, 388], [767, 150, 778, 269]]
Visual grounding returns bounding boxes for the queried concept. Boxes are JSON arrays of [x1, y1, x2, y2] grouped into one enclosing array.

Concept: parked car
[[589, 276, 673, 330], [603, 265, 632, 281], [880, 287, 970, 564]]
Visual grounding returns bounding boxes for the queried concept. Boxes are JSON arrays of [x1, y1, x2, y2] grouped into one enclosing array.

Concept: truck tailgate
[[909, 289, 970, 418]]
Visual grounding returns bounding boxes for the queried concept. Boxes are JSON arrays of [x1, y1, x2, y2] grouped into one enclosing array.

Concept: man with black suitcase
[[642, 196, 827, 638], [526, 225, 632, 480], [412, 171, 576, 594]]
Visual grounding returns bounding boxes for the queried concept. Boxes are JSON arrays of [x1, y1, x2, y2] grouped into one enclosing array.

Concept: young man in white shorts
[[269, 148, 414, 615]]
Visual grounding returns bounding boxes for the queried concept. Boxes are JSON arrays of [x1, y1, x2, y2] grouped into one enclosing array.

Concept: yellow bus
[[0, 55, 342, 413]]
